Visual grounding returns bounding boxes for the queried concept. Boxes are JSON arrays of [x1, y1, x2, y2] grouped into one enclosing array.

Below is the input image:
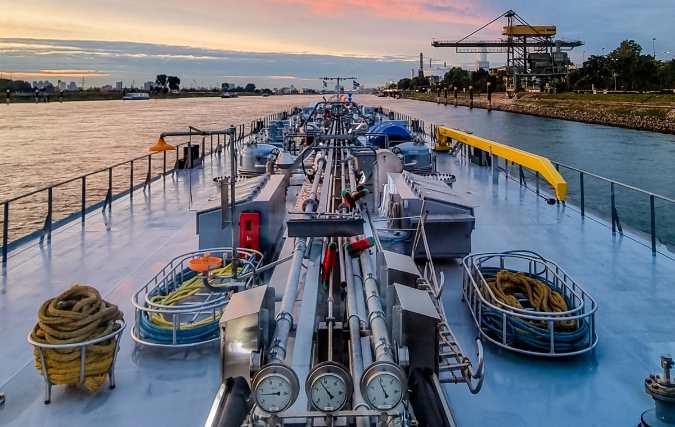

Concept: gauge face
[[255, 374, 293, 413], [366, 373, 403, 410], [310, 373, 348, 412]]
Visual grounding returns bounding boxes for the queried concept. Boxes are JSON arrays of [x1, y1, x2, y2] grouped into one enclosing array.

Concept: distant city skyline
[[1, 0, 673, 88]]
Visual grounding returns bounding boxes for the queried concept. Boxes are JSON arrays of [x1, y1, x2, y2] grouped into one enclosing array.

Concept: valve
[[642, 354, 675, 426]]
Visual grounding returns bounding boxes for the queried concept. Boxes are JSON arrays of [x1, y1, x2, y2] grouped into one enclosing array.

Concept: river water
[[1, 95, 674, 248]]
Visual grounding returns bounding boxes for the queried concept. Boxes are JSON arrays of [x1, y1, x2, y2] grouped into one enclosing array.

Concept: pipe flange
[[646, 376, 675, 401]]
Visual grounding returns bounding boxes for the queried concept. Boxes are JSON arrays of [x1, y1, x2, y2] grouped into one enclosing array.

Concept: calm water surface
[[2, 95, 674, 246]]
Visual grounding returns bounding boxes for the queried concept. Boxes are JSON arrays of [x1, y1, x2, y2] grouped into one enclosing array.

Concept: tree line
[[566, 40, 675, 92]]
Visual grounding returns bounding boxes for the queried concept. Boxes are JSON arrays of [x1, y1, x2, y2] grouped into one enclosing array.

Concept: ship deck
[[1, 149, 672, 426]]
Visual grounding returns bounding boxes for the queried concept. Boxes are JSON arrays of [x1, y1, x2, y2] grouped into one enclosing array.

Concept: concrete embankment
[[408, 95, 675, 135]]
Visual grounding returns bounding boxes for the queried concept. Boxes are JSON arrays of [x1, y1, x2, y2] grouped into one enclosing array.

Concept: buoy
[[188, 253, 223, 273]]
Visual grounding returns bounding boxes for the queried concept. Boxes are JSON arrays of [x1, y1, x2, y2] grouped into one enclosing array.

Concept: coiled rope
[[30, 285, 124, 392], [138, 257, 255, 345], [478, 268, 589, 352]]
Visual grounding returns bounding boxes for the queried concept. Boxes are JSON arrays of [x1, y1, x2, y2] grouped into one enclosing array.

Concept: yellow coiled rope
[[481, 270, 576, 331], [149, 264, 235, 329], [30, 285, 124, 392]]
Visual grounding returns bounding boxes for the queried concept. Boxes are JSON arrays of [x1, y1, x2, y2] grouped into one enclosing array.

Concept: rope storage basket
[[462, 251, 598, 357], [27, 285, 126, 403], [131, 248, 263, 348]]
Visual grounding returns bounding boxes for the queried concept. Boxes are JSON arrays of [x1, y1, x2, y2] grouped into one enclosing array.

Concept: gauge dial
[[310, 373, 347, 412], [252, 364, 300, 414], [255, 374, 293, 413], [360, 361, 407, 411], [365, 373, 402, 410], [305, 361, 353, 413]]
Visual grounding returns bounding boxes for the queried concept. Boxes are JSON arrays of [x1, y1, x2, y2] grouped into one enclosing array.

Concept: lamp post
[[583, 50, 586, 63], [653, 38, 656, 57], [602, 47, 605, 57], [662, 51, 670, 62]]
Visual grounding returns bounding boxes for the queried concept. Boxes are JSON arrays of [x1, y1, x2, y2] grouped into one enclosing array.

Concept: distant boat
[[221, 92, 238, 98], [123, 93, 150, 100]]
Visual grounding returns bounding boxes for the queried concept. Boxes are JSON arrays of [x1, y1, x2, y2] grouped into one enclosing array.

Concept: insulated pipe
[[267, 148, 326, 363], [359, 248, 394, 362], [343, 240, 370, 425], [268, 238, 308, 363], [306, 150, 327, 213]]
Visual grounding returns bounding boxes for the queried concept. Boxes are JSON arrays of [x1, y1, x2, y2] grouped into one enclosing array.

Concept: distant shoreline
[[3, 91, 319, 103], [405, 92, 675, 135]]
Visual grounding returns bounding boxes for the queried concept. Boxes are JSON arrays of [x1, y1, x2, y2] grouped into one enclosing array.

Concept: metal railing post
[[81, 176, 86, 223], [130, 160, 134, 200], [536, 172, 540, 195], [108, 168, 113, 213], [580, 172, 585, 217], [2, 203, 8, 264], [650, 195, 656, 253], [47, 188, 52, 241], [611, 182, 616, 233], [163, 151, 167, 177]]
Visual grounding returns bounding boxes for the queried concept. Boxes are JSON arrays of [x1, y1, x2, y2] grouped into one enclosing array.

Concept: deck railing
[[0, 111, 291, 266], [435, 123, 675, 254]]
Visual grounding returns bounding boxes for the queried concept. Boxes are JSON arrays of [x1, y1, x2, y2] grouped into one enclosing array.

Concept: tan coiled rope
[[30, 285, 124, 392], [481, 270, 576, 331]]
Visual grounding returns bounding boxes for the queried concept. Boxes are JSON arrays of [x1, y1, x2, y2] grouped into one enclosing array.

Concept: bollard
[[35, 89, 39, 103], [444, 87, 448, 105], [469, 86, 473, 109], [454, 87, 458, 106], [5, 89, 9, 105], [487, 82, 492, 111]]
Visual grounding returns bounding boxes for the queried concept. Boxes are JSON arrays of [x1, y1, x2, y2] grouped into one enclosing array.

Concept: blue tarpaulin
[[367, 122, 412, 147]]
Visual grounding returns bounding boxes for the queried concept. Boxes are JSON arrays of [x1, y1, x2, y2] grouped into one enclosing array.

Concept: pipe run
[[343, 239, 370, 425], [268, 238, 308, 363], [359, 248, 394, 363]]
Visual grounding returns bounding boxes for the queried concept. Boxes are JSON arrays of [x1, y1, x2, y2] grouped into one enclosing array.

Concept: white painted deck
[[0, 149, 672, 426]]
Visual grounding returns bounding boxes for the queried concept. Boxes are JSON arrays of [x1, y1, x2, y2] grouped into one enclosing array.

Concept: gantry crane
[[432, 10, 583, 94]]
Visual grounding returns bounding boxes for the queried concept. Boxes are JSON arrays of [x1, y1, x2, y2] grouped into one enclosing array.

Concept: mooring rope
[[30, 285, 123, 392]]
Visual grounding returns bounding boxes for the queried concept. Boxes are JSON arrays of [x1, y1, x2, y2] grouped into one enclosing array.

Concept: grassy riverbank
[[407, 92, 675, 134]]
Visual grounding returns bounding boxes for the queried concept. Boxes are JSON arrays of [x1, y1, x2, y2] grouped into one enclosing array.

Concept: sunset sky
[[1, 0, 673, 88]]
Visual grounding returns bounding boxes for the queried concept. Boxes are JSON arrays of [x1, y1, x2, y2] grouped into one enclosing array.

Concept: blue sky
[[1, 0, 673, 88]]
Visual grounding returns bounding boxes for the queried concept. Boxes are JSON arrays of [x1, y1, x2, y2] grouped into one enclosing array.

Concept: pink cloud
[[262, 0, 486, 25]]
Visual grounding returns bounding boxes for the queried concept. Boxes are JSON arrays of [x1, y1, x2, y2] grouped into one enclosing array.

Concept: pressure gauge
[[305, 361, 353, 413], [251, 363, 300, 414], [360, 361, 407, 411]]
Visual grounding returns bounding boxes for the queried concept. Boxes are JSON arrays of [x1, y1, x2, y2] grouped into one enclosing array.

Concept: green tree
[[608, 40, 659, 91], [244, 83, 256, 92], [410, 75, 429, 89], [221, 83, 229, 91], [0, 78, 32, 93], [657, 60, 675, 89], [443, 67, 471, 89], [167, 76, 181, 91], [397, 78, 411, 90], [155, 74, 168, 89]]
